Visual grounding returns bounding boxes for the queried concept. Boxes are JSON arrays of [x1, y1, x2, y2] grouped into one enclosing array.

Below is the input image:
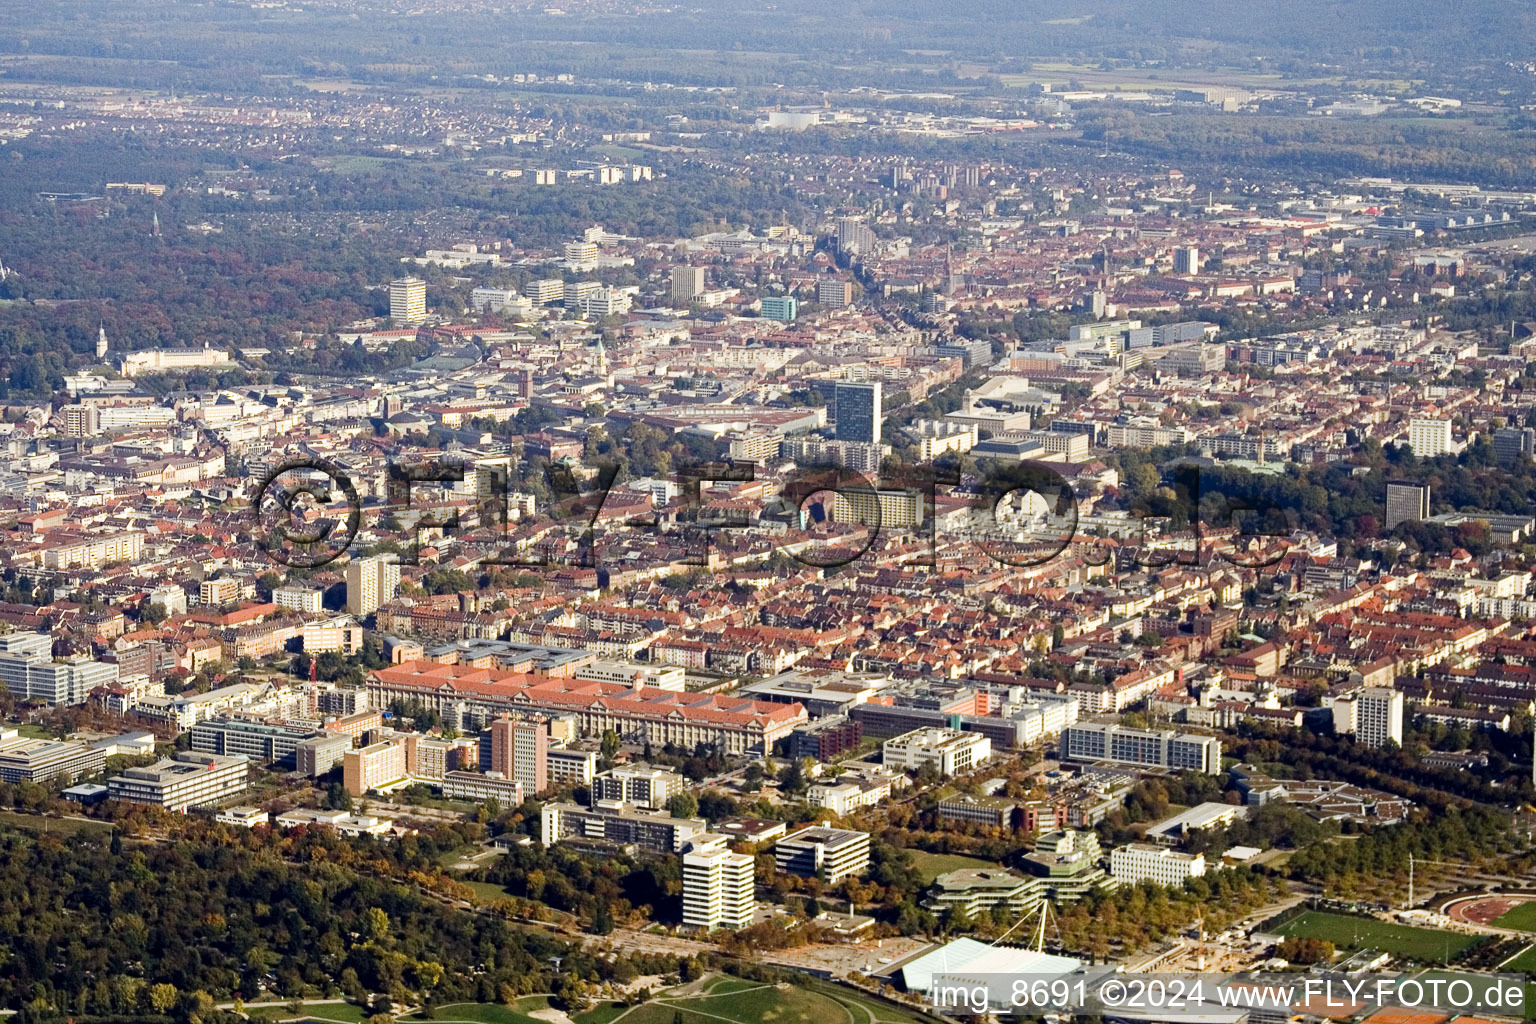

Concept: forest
[[0, 816, 687, 1023]]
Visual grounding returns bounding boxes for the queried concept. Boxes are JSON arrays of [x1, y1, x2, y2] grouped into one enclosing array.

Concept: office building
[[547, 746, 598, 786], [1172, 246, 1200, 275], [759, 295, 798, 322], [1018, 830, 1115, 903], [1357, 687, 1404, 748], [818, 279, 853, 308], [490, 714, 548, 797], [789, 716, 863, 761], [682, 835, 756, 931], [0, 734, 107, 785], [1494, 426, 1536, 468], [834, 381, 882, 445], [774, 826, 870, 884], [526, 278, 565, 304], [216, 806, 270, 829], [0, 632, 117, 706], [541, 801, 707, 853], [200, 577, 241, 606], [808, 770, 903, 815], [1385, 481, 1430, 530], [564, 240, 599, 268], [347, 555, 400, 617], [924, 868, 1044, 921], [592, 764, 683, 810], [190, 717, 323, 768], [1110, 843, 1207, 887], [343, 738, 408, 797], [441, 770, 523, 805], [1408, 417, 1454, 457], [882, 727, 992, 776], [573, 286, 632, 318], [563, 280, 600, 307], [671, 266, 705, 305], [295, 733, 352, 777], [389, 277, 427, 323], [1060, 722, 1222, 774], [107, 751, 250, 812]]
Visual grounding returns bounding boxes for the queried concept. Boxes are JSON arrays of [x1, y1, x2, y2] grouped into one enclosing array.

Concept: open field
[[1273, 912, 1479, 962]]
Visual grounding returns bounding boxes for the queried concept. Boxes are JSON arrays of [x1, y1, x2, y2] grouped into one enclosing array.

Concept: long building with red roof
[[364, 661, 804, 754]]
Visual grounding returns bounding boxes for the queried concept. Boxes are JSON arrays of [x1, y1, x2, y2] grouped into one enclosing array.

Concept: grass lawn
[[622, 979, 935, 1024], [1495, 902, 1536, 933], [574, 1002, 630, 1024], [1273, 911, 1478, 962], [906, 851, 998, 883], [403, 1004, 545, 1024], [801, 978, 936, 1024], [1504, 944, 1536, 973], [245, 1002, 370, 1023], [0, 811, 112, 837], [513, 996, 556, 1012]]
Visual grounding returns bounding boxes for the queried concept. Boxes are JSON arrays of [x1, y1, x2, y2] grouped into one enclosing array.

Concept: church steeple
[[96, 322, 109, 360]]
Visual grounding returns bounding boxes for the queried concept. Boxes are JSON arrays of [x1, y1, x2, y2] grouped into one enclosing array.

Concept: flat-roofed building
[[739, 670, 891, 719], [683, 834, 755, 931], [0, 734, 107, 784], [547, 746, 598, 786], [343, 738, 408, 797], [441, 770, 523, 805], [216, 806, 270, 829], [924, 868, 1043, 920], [882, 727, 992, 776], [107, 751, 250, 812], [190, 717, 323, 768], [295, 732, 352, 777], [1061, 721, 1222, 774], [1110, 842, 1206, 887], [774, 825, 870, 884], [541, 800, 707, 853], [592, 764, 683, 810]]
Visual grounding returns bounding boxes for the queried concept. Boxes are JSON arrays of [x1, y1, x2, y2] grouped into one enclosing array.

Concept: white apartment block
[[882, 727, 992, 776], [347, 555, 401, 616], [273, 585, 325, 614], [1408, 417, 1454, 458], [42, 531, 145, 570], [1357, 687, 1404, 748], [390, 277, 427, 323], [682, 835, 756, 931], [1110, 843, 1207, 887]]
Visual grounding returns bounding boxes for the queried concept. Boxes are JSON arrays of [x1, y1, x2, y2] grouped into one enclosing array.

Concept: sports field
[[1496, 902, 1536, 933], [1273, 912, 1478, 962]]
